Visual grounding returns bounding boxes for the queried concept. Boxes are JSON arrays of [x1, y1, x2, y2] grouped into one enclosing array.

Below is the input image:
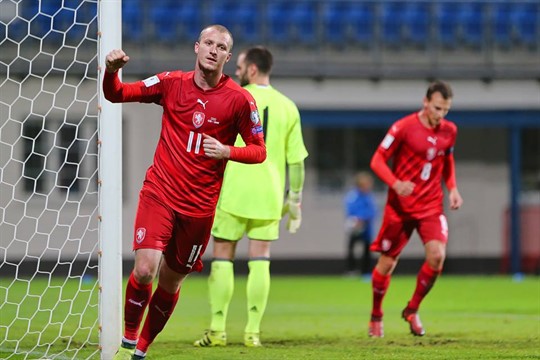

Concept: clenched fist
[[105, 49, 130, 73]]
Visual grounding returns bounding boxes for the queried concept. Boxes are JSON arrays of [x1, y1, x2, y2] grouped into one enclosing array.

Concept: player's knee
[[133, 264, 157, 284], [426, 251, 445, 270], [376, 256, 397, 275]]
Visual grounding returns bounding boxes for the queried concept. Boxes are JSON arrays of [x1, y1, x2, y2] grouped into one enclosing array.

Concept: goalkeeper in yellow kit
[[194, 46, 308, 348]]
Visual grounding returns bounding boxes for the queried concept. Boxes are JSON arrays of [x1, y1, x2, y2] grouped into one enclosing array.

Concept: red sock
[[124, 272, 152, 341], [136, 285, 180, 353], [371, 269, 391, 319], [408, 262, 440, 311]]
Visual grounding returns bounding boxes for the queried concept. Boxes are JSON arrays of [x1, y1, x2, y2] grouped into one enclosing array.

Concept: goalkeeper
[[194, 46, 308, 348]]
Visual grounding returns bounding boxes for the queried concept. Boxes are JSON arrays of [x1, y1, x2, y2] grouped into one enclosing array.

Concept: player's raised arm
[[103, 50, 163, 104]]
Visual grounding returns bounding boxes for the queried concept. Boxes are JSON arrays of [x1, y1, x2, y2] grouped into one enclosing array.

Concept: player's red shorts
[[370, 213, 448, 258], [132, 188, 214, 274]]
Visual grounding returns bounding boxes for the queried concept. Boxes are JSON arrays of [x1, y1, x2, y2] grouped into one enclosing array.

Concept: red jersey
[[103, 70, 266, 217], [373, 112, 457, 220]]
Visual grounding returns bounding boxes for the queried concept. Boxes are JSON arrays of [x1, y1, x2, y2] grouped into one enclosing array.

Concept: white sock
[[122, 337, 137, 346], [134, 349, 146, 358]]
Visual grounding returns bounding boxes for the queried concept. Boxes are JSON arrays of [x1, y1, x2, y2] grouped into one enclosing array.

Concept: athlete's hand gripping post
[[282, 191, 302, 233]]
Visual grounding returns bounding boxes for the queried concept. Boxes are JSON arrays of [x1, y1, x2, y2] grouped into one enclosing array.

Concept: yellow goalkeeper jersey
[[216, 84, 308, 220]]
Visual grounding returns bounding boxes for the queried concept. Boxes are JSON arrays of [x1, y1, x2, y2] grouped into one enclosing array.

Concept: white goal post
[[0, 0, 122, 359], [97, 0, 122, 359]]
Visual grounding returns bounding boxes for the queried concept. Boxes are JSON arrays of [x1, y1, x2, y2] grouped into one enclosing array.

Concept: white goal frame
[[98, 0, 122, 358], [0, 0, 122, 358]]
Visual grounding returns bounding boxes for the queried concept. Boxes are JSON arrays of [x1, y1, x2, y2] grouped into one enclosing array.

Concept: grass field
[[1, 275, 539, 359]]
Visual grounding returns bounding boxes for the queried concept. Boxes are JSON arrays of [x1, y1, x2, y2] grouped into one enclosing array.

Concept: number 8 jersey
[[374, 112, 457, 220]]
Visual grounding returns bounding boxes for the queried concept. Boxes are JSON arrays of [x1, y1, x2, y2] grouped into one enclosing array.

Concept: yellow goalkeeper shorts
[[211, 208, 279, 241]]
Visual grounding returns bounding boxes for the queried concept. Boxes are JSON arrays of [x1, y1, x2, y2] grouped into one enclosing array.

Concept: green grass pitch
[[1, 275, 538, 359]]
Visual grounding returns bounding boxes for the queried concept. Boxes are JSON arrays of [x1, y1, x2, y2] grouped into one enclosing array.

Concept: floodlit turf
[[1, 275, 538, 359]]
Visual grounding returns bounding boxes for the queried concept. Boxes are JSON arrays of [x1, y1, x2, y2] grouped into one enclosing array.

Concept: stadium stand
[[13, 0, 537, 52], [10, 0, 537, 79], [381, 1, 404, 47], [435, 2, 460, 48], [137, 1, 538, 50], [323, 1, 375, 47], [122, 0, 144, 42], [511, 2, 539, 47], [402, 2, 431, 48], [209, 1, 260, 44], [458, 2, 485, 48], [289, 1, 318, 45], [348, 2, 376, 46], [492, 2, 513, 48]]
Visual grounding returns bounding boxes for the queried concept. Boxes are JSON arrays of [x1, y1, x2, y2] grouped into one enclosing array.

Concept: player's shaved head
[[426, 80, 453, 100], [199, 24, 234, 51]]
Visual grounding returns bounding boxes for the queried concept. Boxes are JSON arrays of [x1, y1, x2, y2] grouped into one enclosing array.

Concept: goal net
[[0, 1, 121, 359]]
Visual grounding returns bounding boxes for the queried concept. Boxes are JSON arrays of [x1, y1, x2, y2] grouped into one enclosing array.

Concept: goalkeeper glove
[[282, 191, 302, 234]]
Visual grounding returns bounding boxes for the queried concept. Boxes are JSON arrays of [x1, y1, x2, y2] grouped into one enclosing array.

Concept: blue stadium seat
[[176, 1, 202, 41], [267, 1, 291, 45], [234, 2, 260, 44], [22, 0, 51, 38], [150, 1, 177, 43], [511, 3, 539, 47], [39, 0, 62, 16], [323, 2, 348, 44], [122, 1, 144, 42], [53, 8, 76, 33], [380, 2, 404, 47], [347, 2, 375, 46], [321, 1, 375, 46], [75, 1, 97, 24], [436, 2, 460, 48], [210, 1, 259, 44], [458, 2, 485, 48], [29, 15, 51, 38], [31, 0, 83, 44], [7, 19, 28, 42], [75, 1, 97, 41], [491, 2, 512, 48], [289, 2, 317, 45], [402, 2, 430, 47], [21, 0, 39, 20]]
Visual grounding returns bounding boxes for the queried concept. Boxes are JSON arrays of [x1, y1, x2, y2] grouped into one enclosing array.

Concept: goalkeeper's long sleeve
[[288, 161, 305, 193]]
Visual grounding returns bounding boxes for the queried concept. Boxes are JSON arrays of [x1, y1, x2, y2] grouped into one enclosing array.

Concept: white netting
[[0, 0, 100, 358]]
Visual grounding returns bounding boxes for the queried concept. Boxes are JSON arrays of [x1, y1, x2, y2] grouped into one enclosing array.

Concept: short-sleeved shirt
[[103, 70, 265, 217], [217, 84, 308, 220], [376, 112, 457, 220]]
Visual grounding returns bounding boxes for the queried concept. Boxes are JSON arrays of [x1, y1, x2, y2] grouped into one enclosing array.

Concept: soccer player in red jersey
[[103, 25, 266, 360], [368, 81, 463, 338]]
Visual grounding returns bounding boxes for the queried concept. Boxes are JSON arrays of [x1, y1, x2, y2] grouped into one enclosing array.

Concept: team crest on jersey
[[381, 239, 391, 252], [135, 227, 146, 244], [192, 111, 205, 128], [427, 147, 437, 161], [250, 110, 260, 124]]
